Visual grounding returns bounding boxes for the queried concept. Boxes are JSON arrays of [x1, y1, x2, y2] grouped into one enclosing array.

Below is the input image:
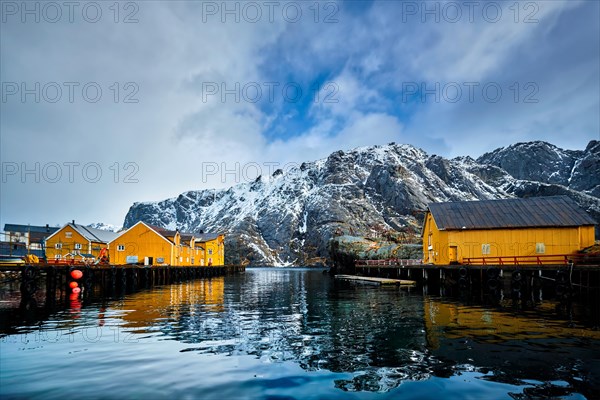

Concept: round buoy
[[72, 287, 81, 294], [71, 269, 83, 280], [69, 281, 79, 289]]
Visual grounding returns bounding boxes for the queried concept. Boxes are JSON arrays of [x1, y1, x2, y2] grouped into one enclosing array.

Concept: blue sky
[[1, 0, 599, 228]]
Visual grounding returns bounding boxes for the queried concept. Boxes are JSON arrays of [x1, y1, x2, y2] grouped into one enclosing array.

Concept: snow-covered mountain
[[87, 222, 119, 232], [478, 140, 600, 197], [123, 141, 600, 266]]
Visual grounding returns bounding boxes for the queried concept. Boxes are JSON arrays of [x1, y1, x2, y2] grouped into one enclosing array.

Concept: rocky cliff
[[124, 141, 600, 266]]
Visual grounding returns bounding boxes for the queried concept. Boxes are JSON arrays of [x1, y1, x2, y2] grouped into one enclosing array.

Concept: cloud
[[1, 0, 598, 228]]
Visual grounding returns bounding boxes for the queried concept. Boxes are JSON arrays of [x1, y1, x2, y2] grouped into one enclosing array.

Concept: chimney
[[72, 220, 75, 225], [46, 224, 49, 232]]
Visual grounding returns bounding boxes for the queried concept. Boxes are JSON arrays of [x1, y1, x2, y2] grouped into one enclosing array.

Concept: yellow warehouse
[[108, 221, 225, 266], [45, 221, 118, 261], [422, 196, 596, 265]]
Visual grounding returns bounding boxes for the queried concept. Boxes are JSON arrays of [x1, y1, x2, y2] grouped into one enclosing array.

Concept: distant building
[[45, 221, 119, 261], [422, 196, 596, 265], [108, 221, 224, 266], [1, 224, 59, 258]]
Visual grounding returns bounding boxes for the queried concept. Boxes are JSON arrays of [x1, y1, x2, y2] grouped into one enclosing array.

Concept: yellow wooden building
[[422, 196, 596, 265], [108, 221, 224, 266], [45, 221, 118, 261]]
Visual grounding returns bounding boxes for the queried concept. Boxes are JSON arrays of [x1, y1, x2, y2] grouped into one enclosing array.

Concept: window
[[55, 254, 61, 260], [65, 232, 72, 238], [180, 257, 183, 263], [75, 243, 82, 250], [482, 244, 491, 255], [208, 249, 213, 255], [55, 243, 62, 249], [191, 257, 195, 265], [536, 243, 545, 254], [117, 245, 125, 251]]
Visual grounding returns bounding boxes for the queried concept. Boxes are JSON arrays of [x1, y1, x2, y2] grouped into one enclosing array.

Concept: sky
[[1, 0, 599, 229]]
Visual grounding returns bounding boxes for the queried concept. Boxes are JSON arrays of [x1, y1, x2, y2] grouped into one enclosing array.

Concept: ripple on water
[[1, 269, 599, 399]]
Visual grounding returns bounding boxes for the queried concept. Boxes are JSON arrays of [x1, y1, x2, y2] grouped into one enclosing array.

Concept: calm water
[[1, 268, 599, 399]]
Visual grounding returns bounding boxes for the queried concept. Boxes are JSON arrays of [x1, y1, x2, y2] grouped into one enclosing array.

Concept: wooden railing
[[354, 254, 600, 267], [463, 254, 578, 266]]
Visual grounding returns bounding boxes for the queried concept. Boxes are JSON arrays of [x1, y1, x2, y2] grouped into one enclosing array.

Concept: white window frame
[[482, 244, 491, 255], [65, 232, 72, 238], [55, 254, 61, 260], [117, 245, 125, 251], [55, 243, 62, 249], [535, 243, 545, 254], [75, 243, 82, 250], [208, 249, 213, 255]]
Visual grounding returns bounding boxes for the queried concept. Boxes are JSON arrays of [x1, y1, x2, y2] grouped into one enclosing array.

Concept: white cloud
[[1, 0, 598, 228]]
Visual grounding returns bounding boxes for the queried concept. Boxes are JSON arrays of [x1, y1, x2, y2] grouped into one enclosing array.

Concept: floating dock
[[335, 274, 416, 286]]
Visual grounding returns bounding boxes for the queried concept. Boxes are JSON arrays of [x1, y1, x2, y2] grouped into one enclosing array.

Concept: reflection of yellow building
[[108, 221, 225, 266], [118, 278, 225, 328], [422, 196, 596, 265], [423, 297, 600, 349]]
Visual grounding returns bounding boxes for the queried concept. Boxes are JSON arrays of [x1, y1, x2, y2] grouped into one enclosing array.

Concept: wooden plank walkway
[[335, 274, 416, 286]]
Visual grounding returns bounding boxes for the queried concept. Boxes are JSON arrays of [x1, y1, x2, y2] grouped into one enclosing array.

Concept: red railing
[[463, 254, 579, 266], [355, 258, 423, 267]]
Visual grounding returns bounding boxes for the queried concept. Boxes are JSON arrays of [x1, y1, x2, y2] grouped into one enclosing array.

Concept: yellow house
[[193, 233, 225, 266], [45, 221, 118, 261], [422, 196, 596, 265], [108, 221, 224, 266]]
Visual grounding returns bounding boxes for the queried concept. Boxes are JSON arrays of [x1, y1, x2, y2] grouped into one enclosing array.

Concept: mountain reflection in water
[[1, 268, 599, 399]]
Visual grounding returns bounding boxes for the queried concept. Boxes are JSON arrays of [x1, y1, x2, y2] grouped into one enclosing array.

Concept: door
[[449, 246, 458, 264]]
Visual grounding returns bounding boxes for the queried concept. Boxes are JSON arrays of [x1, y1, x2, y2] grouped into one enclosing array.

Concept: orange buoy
[[69, 281, 79, 289], [72, 287, 81, 294], [70, 269, 83, 280]]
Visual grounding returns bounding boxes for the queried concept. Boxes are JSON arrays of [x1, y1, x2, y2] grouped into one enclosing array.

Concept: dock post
[[20, 265, 38, 300]]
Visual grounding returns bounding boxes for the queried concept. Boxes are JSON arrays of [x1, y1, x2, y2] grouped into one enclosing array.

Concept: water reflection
[[1, 268, 599, 399]]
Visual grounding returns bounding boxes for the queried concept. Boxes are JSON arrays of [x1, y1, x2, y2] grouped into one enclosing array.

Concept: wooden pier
[[349, 255, 600, 295], [0, 264, 246, 305]]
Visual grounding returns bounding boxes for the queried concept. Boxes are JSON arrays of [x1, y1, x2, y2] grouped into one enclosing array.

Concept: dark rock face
[[124, 141, 600, 266], [569, 141, 600, 197], [478, 140, 599, 198]]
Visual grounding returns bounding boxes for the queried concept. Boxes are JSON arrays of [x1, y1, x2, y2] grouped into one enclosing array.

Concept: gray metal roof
[[194, 233, 220, 242], [428, 196, 596, 230], [71, 224, 119, 243], [145, 224, 221, 243], [4, 224, 59, 234]]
